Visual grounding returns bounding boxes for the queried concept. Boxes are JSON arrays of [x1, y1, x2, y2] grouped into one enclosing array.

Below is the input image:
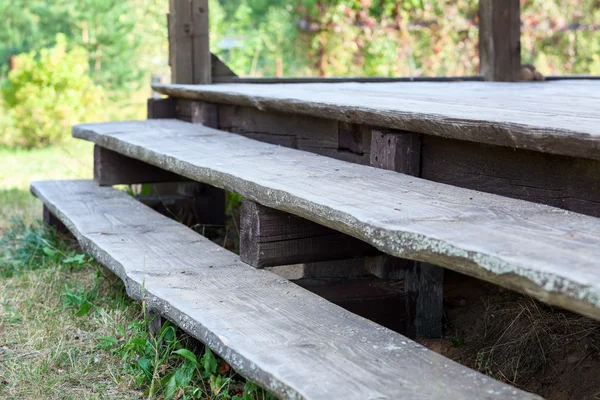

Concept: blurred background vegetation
[[0, 0, 599, 148]]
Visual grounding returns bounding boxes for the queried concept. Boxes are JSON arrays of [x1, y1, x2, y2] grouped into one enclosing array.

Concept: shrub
[[1, 35, 104, 148]]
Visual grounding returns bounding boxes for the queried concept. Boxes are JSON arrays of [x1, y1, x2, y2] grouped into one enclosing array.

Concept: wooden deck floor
[[154, 80, 600, 160]]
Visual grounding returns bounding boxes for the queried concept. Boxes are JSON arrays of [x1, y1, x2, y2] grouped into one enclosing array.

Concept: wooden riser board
[[72, 119, 600, 321], [153, 80, 600, 160], [30, 180, 539, 400]]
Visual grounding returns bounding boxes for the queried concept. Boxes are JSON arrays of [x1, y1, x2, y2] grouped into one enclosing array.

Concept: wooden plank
[[240, 200, 380, 268], [152, 81, 600, 160], [217, 104, 372, 164], [212, 76, 484, 84], [94, 145, 187, 186], [421, 135, 600, 218], [191, 0, 211, 84], [72, 119, 600, 321], [31, 180, 539, 400], [147, 97, 177, 119], [370, 129, 443, 338], [479, 0, 521, 82]]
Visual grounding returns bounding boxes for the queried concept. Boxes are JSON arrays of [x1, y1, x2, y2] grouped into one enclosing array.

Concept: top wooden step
[[31, 180, 540, 400], [153, 80, 600, 160], [73, 119, 600, 320]]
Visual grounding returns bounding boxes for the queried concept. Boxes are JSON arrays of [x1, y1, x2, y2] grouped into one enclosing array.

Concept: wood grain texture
[[421, 135, 600, 218], [479, 0, 521, 82], [370, 130, 421, 176], [31, 180, 539, 400], [240, 200, 380, 268], [168, 0, 194, 84], [191, 0, 210, 84], [369, 129, 443, 338], [72, 119, 600, 320], [217, 104, 371, 165], [94, 145, 187, 186], [211, 76, 484, 84], [153, 80, 600, 160]]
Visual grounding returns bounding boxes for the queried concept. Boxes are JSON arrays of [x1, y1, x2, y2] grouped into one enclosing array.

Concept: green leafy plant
[[1, 34, 104, 148]]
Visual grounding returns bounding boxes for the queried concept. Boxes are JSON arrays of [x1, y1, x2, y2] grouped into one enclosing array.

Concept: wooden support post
[[176, 100, 218, 126], [240, 200, 380, 268], [43, 205, 68, 234], [370, 129, 444, 339], [479, 0, 521, 82], [169, 0, 211, 84]]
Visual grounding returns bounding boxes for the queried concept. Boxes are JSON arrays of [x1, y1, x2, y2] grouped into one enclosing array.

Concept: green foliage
[[0, 220, 62, 277], [0, 218, 95, 277], [99, 318, 274, 399], [1, 35, 104, 148]]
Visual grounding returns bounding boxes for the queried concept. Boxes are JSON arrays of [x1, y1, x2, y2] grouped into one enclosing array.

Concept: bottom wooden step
[[31, 180, 540, 400]]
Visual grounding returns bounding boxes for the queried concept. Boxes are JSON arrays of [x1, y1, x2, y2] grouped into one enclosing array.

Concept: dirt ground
[[420, 271, 600, 400]]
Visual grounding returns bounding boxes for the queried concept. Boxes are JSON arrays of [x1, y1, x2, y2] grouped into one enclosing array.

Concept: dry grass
[[474, 296, 600, 386], [0, 237, 143, 399]]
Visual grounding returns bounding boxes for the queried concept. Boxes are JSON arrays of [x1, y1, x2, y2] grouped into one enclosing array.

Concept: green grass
[[0, 142, 273, 399], [0, 139, 93, 232]]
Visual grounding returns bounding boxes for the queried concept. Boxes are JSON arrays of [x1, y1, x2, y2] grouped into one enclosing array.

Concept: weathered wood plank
[[152, 81, 600, 160], [217, 104, 371, 164], [94, 145, 186, 186], [240, 200, 380, 268], [31, 180, 539, 400], [479, 0, 521, 81], [421, 135, 600, 218], [72, 119, 600, 321], [211, 76, 484, 84]]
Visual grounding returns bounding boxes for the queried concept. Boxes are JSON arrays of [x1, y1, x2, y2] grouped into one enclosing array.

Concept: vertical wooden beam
[[479, 0, 521, 82], [169, 0, 211, 84], [192, 0, 211, 84], [370, 130, 444, 339]]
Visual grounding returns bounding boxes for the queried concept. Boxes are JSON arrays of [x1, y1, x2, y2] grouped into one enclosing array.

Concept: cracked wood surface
[[72, 119, 600, 321], [30, 180, 540, 400], [153, 80, 600, 160]]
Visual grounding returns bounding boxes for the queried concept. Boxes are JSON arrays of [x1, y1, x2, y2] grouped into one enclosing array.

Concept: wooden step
[[152, 81, 600, 160], [73, 119, 600, 321], [30, 180, 539, 400]]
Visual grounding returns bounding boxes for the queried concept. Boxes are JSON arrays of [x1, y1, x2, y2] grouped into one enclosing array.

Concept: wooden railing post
[[169, 0, 211, 84], [479, 0, 521, 82]]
